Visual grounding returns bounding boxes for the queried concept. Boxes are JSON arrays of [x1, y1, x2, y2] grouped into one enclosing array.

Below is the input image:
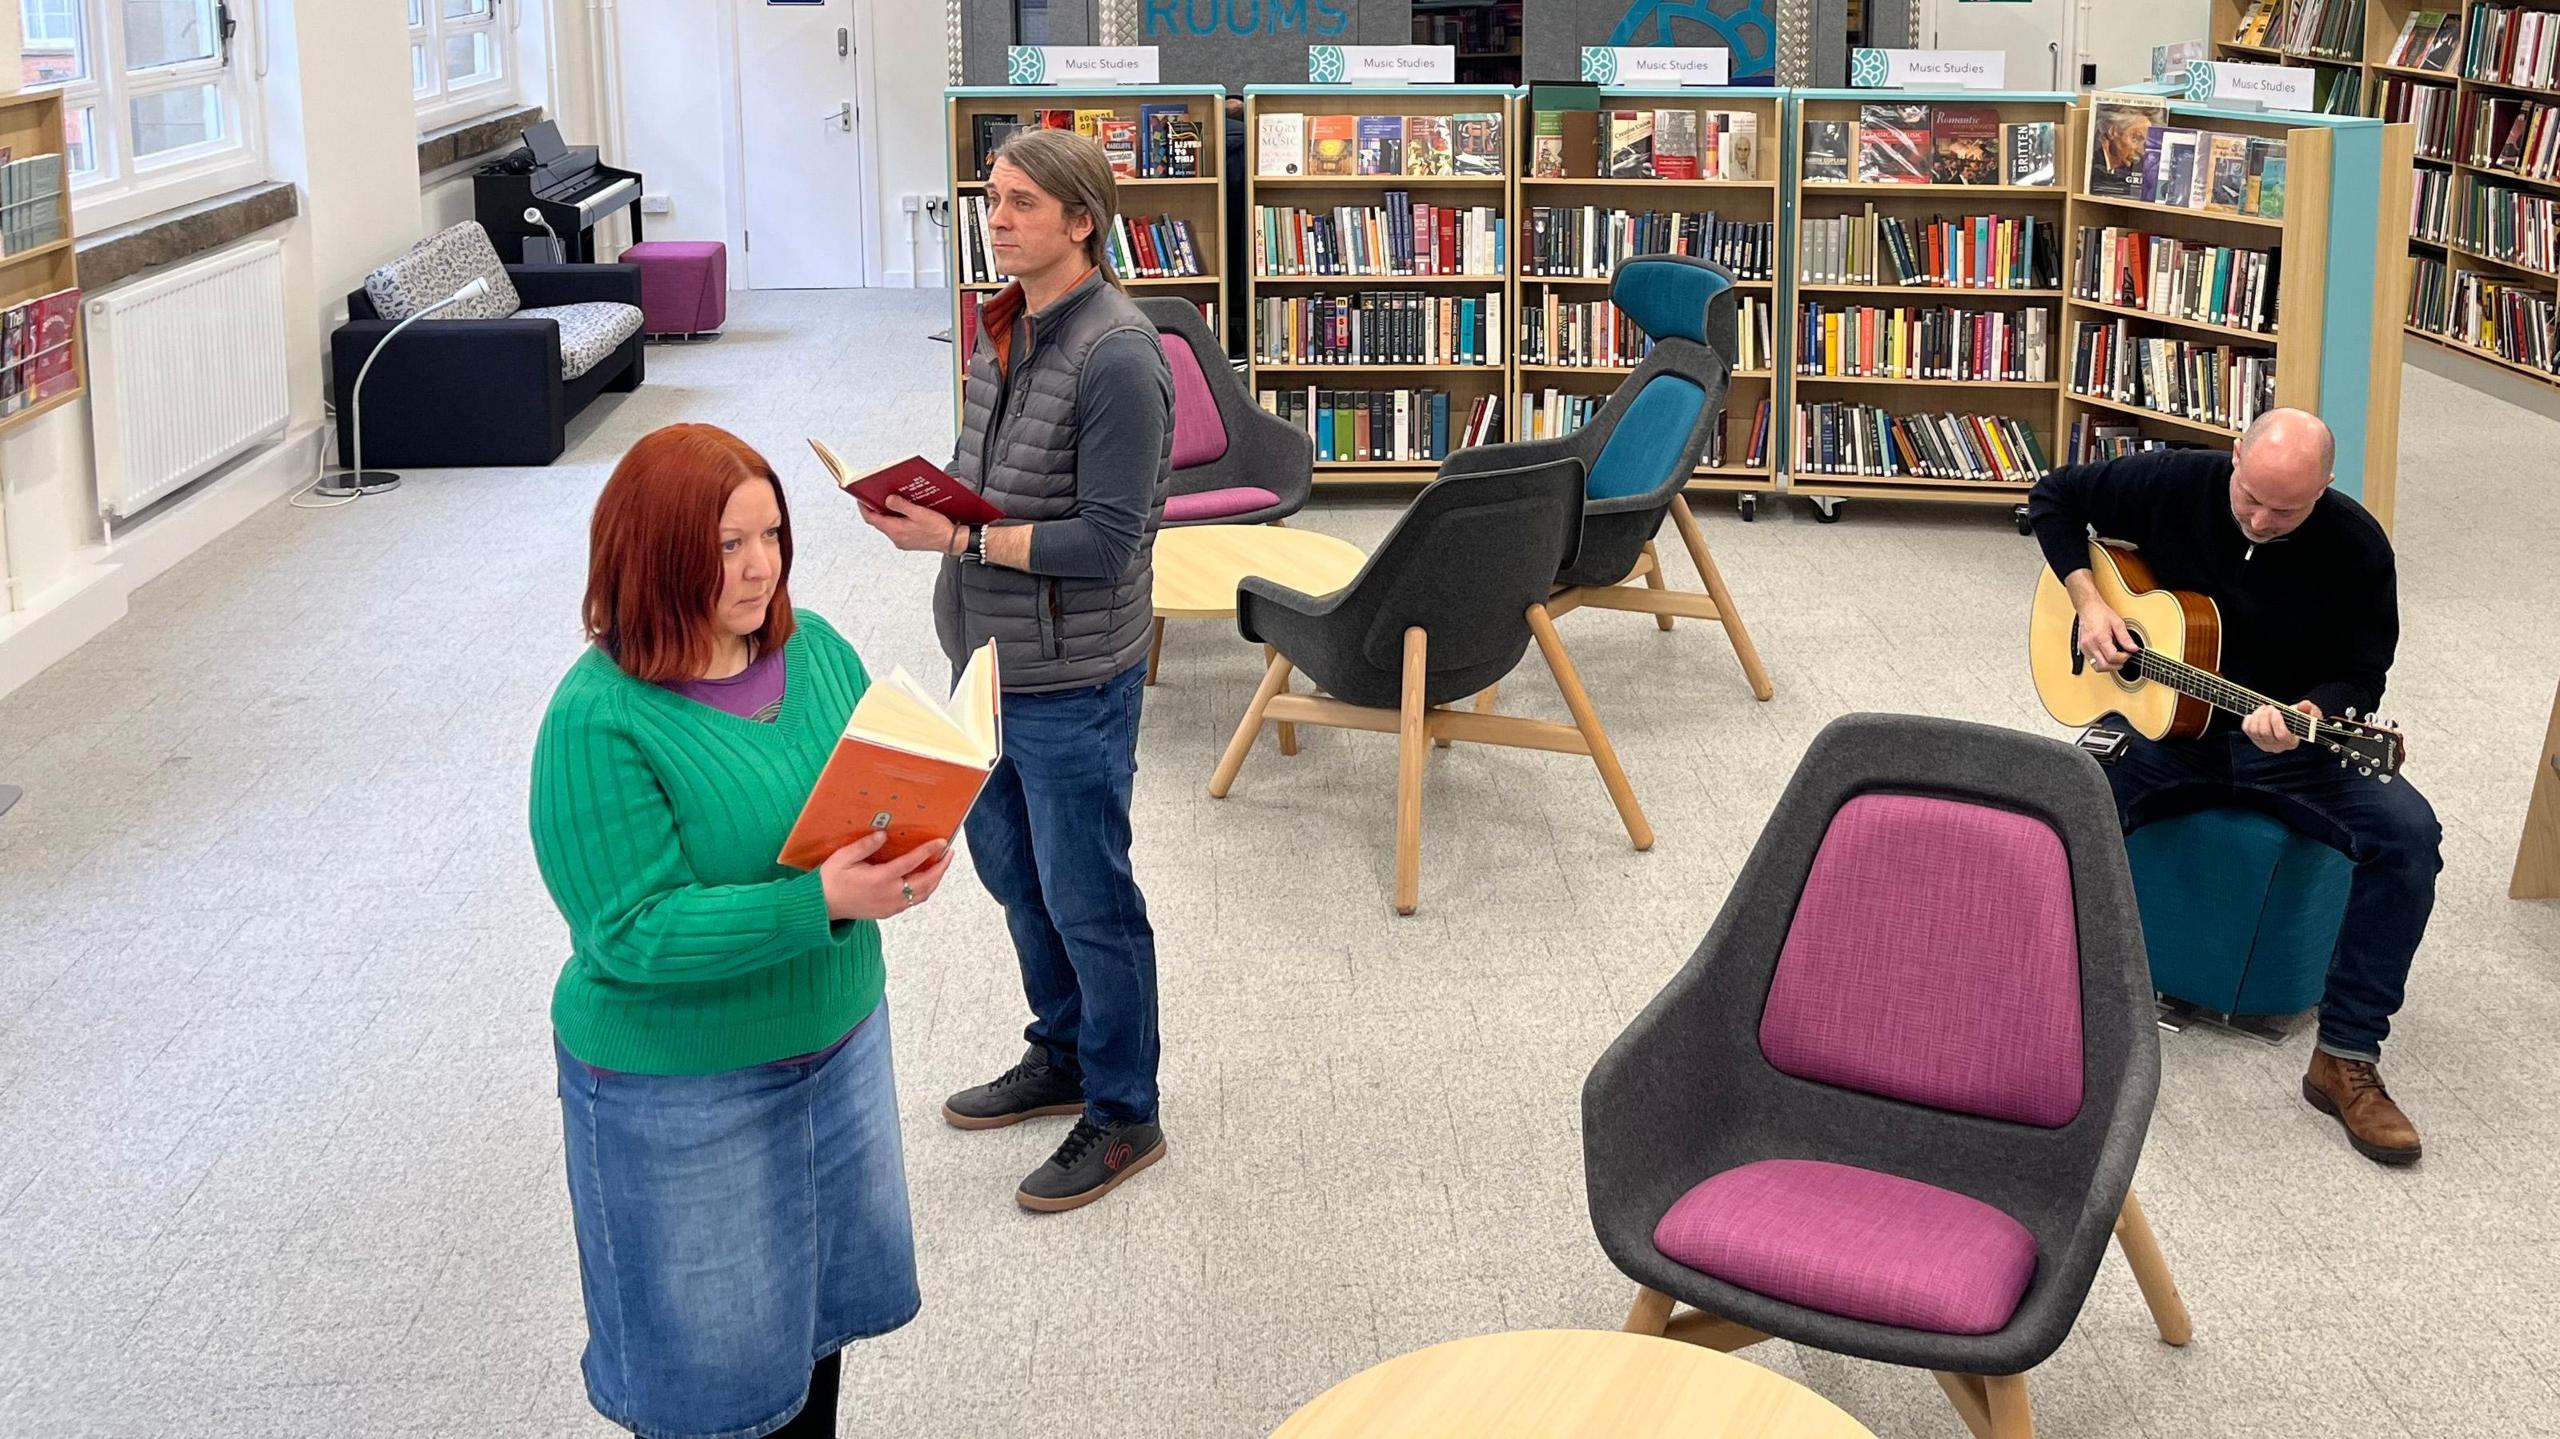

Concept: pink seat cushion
[[1654, 1159, 2038, 1335], [1759, 793, 2084, 1128], [1158, 333, 1230, 468], [1164, 487, 1283, 523]]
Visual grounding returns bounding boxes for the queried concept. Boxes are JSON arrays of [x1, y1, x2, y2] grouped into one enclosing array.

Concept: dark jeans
[[963, 662, 1160, 1126], [2107, 727, 2442, 1059]]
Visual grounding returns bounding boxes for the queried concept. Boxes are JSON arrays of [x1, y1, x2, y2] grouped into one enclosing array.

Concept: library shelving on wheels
[[942, 86, 1228, 416], [1244, 85, 1524, 488], [1511, 84, 1785, 513], [2064, 93, 2412, 528], [1786, 89, 2077, 525], [0, 91, 85, 439]]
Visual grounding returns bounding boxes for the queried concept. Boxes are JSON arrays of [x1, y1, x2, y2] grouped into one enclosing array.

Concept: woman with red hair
[[529, 423, 948, 1439]]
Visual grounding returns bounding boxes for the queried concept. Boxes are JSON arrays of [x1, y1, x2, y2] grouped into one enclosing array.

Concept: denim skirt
[[555, 1005, 921, 1439]]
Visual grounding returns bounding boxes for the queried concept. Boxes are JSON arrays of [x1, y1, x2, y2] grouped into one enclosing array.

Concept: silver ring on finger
[[901, 882, 916, 906]]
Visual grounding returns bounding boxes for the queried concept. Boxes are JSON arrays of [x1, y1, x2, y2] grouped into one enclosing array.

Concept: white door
[[735, 0, 869, 289], [1925, 0, 2075, 93]]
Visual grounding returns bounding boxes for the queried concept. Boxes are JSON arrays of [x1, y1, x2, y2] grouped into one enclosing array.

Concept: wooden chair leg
[[1935, 1372, 2030, 1439], [2114, 1188, 2193, 1346], [1394, 627, 1428, 915], [1264, 644, 1299, 755], [1933, 1372, 1994, 1439], [1639, 540, 1676, 631], [1525, 604, 1652, 851], [1209, 652, 1292, 798], [1623, 1286, 1673, 1336], [1669, 496, 1774, 701], [1145, 615, 1166, 687]]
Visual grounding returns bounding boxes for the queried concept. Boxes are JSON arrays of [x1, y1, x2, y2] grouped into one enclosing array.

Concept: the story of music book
[[809, 439, 1006, 525], [779, 641, 1003, 870]]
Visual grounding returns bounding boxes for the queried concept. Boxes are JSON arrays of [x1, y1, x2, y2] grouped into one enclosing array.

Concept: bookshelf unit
[[942, 86, 1228, 414], [2062, 96, 2413, 526], [2214, 0, 2377, 114], [1243, 85, 1522, 487], [1787, 90, 2078, 517], [0, 91, 85, 439], [1513, 86, 1784, 510]]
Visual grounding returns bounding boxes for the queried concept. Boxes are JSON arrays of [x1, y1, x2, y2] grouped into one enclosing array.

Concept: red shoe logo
[[1104, 1139, 1134, 1172]]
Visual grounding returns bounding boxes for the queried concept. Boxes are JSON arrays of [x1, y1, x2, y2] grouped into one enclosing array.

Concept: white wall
[[870, 0, 953, 286], [2081, 0, 2213, 89]]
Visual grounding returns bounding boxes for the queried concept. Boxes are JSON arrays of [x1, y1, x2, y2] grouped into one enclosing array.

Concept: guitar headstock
[[2321, 709, 2407, 782]]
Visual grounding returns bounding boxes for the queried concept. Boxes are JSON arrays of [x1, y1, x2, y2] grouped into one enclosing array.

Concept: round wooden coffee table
[[1271, 1329, 1875, 1439], [1147, 523, 1368, 686]]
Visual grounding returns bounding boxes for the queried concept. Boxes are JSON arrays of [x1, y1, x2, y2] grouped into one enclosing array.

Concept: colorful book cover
[[1072, 109, 1112, 141], [1257, 111, 1306, 176], [2139, 125, 2168, 203], [2004, 122, 2058, 186], [777, 640, 1001, 871], [2158, 129, 2201, 208], [1802, 120, 1853, 183], [2243, 137, 2278, 214], [1606, 110, 1655, 179], [1137, 102, 1185, 175], [2420, 10, 2460, 70], [1357, 115, 1405, 176], [1309, 115, 1358, 177], [1451, 112, 1503, 176], [1857, 103, 1931, 184], [1653, 110, 1700, 180], [2204, 133, 2250, 213], [1405, 116, 1452, 176], [1039, 109, 1076, 130], [971, 114, 1021, 180], [1160, 117, 1203, 178], [1098, 119, 1138, 178], [2255, 148, 2288, 218], [1929, 104, 1999, 184], [2087, 95, 2165, 201], [1530, 110, 1566, 178]]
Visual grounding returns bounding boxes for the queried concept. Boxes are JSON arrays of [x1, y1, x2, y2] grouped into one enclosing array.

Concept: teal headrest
[[1609, 256, 1732, 345]]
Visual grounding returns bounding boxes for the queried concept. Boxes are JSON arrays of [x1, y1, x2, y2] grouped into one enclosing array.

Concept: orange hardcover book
[[809, 439, 1007, 525], [778, 640, 1002, 869]]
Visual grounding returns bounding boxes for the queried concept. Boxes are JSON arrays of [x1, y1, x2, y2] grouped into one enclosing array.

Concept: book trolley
[[0, 90, 85, 439]]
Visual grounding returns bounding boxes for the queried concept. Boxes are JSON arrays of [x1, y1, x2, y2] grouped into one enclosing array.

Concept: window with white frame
[[412, 0, 517, 131], [19, 0, 265, 233]]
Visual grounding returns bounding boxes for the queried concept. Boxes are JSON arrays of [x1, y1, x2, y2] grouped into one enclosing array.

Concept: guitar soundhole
[[2108, 622, 2148, 692]]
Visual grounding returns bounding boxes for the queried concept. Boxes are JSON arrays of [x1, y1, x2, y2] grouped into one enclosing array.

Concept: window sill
[[419, 104, 546, 175], [74, 180, 300, 291]]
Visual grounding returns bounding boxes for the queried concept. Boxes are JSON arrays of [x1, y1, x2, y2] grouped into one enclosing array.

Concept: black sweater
[[2026, 448, 2398, 720]]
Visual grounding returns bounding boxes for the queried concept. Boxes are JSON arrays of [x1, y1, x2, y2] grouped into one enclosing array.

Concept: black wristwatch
[[962, 524, 987, 564]]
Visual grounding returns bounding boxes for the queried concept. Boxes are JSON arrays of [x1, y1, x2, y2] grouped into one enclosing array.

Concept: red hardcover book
[[1438, 208, 1459, 274], [808, 441, 1007, 524]]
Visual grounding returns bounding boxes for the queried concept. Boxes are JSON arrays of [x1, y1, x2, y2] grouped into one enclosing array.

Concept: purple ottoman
[[622, 240, 727, 338]]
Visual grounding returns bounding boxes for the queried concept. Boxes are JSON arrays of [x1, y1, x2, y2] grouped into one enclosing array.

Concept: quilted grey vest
[[937, 273, 1171, 693]]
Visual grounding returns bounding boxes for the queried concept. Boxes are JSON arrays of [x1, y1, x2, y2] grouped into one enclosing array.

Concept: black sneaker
[[941, 1047, 1085, 1131], [1016, 1119, 1165, 1213]]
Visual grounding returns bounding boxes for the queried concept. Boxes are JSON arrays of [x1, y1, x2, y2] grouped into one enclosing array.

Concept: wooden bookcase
[[0, 91, 86, 439], [1786, 90, 2078, 517], [2217, 1, 2560, 406], [941, 86, 1228, 414], [1512, 86, 1784, 511], [1242, 85, 1521, 487], [2214, 0, 2377, 113], [2061, 96, 2413, 527]]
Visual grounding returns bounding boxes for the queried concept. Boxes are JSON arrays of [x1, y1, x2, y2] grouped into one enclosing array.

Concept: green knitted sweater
[[529, 609, 884, 1075]]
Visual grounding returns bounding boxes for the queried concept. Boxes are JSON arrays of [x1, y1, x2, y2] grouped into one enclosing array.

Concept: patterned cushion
[[516, 302, 645, 380], [1654, 1159, 2039, 1336], [1759, 793, 2084, 1128], [1164, 487, 1282, 523], [1159, 333, 1230, 468], [364, 222, 520, 321]]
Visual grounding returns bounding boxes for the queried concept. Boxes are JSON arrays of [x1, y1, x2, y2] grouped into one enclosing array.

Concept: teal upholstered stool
[[2126, 807, 2352, 1023]]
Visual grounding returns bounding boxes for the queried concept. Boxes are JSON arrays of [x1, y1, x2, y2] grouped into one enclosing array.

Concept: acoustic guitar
[[2029, 540, 2407, 782]]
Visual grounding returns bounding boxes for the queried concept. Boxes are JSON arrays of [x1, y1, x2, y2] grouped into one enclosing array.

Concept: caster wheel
[[1813, 501, 1843, 525], [2013, 505, 2033, 537], [1737, 494, 1757, 521]]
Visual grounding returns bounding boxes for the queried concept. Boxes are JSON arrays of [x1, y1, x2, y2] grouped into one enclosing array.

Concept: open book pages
[[850, 642, 1000, 768]]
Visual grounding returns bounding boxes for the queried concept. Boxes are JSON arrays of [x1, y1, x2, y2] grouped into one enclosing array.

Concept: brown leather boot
[[2302, 1052, 2422, 1165]]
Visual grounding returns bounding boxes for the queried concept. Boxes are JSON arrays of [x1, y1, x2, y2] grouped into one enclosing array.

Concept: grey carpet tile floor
[[2, 288, 2556, 1437]]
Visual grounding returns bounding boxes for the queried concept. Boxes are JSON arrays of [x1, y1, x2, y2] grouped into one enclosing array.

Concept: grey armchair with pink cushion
[[1136, 299, 1312, 527], [1583, 713, 2193, 1439]]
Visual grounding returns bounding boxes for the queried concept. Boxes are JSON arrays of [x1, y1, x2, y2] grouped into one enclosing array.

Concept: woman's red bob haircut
[[584, 423, 798, 683]]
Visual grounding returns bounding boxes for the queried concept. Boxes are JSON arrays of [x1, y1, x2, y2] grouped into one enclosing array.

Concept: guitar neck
[[2130, 649, 2319, 736]]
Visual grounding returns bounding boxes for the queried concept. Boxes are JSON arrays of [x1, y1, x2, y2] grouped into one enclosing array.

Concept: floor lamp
[[316, 274, 494, 499]]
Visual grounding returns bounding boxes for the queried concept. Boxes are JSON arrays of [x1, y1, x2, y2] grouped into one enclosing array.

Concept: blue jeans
[[555, 1006, 920, 1439], [2106, 730, 2443, 1060], [963, 661, 1160, 1126]]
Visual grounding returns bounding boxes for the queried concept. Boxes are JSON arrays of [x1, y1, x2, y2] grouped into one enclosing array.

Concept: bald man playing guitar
[[2026, 408, 2440, 1166]]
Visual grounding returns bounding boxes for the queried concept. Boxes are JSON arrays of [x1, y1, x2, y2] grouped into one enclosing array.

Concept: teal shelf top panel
[[2164, 100, 2380, 130], [1245, 85, 1523, 97], [1792, 89, 2078, 104], [946, 85, 1225, 100], [1559, 85, 1785, 101]]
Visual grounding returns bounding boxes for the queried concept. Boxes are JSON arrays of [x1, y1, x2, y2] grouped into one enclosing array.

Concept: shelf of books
[[0, 91, 83, 436], [1786, 90, 2076, 511], [1244, 85, 1522, 486], [1513, 83, 1783, 498], [2069, 92, 2413, 524], [2218, 0, 2377, 115], [942, 87, 1226, 412]]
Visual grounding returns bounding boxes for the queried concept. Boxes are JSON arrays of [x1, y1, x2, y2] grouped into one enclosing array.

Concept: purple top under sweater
[[664, 645, 786, 722]]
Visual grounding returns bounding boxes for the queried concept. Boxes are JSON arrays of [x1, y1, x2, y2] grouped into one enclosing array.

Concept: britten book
[[808, 441, 1007, 525], [778, 641, 1001, 869]]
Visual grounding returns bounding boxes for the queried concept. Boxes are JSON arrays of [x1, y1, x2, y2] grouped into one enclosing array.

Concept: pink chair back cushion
[[1159, 334, 1230, 469], [1759, 793, 2084, 1128], [1654, 1159, 2038, 1336], [1164, 488, 1283, 524]]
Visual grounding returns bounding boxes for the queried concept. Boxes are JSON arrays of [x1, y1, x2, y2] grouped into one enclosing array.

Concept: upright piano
[[474, 120, 643, 265]]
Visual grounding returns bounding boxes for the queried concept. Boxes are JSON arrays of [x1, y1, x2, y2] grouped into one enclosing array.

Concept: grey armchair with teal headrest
[[1440, 254, 1772, 701]]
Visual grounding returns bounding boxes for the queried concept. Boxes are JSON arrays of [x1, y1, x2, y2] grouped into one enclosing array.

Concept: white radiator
[[85, 238, 291, 520]]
